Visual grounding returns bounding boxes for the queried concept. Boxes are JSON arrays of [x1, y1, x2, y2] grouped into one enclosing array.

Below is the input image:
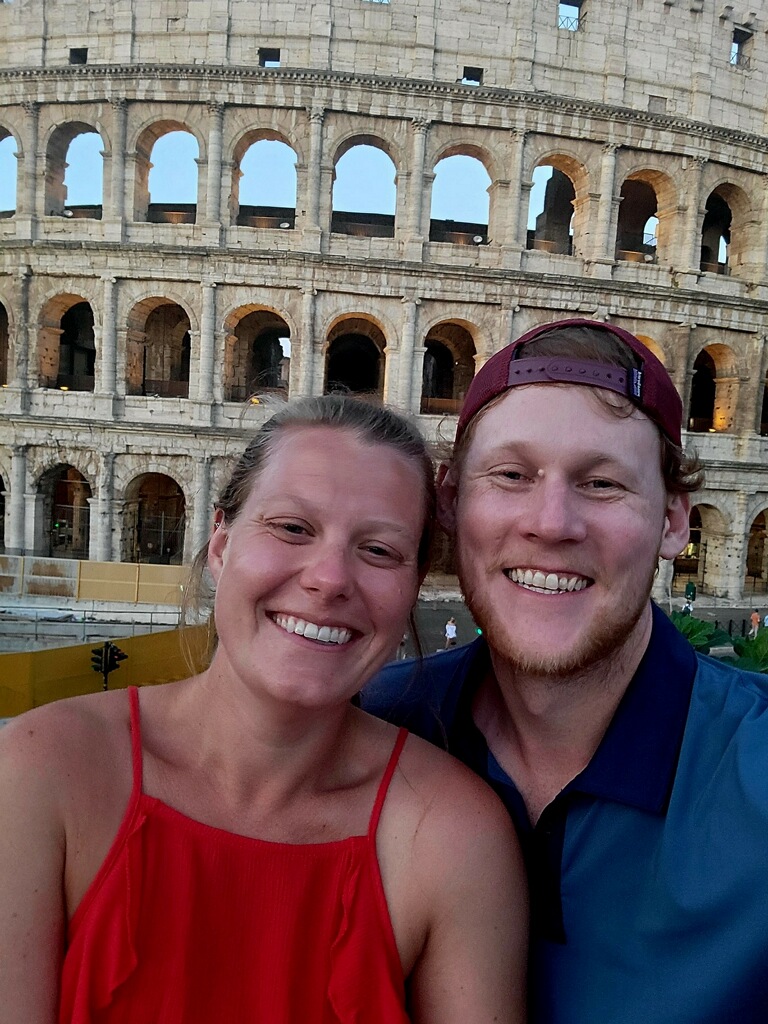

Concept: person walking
[[444, 616, 458, 649]]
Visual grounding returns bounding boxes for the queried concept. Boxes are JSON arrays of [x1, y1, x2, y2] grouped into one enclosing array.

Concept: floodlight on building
[[60, 386, 69, 391], [472, 235, 484, 244], [279, 221, 291, 229]]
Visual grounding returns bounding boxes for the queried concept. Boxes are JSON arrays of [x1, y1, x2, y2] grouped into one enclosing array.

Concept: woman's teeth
[[273, 614, 352, 645]]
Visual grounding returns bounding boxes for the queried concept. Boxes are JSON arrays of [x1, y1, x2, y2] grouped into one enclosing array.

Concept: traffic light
[[105, 642, 128, 673], [91, 645, 105, 674]]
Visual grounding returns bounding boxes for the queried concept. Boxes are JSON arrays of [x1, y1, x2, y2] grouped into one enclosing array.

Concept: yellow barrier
[[0, 555, 189, 606], [0, 625, 207, 717]]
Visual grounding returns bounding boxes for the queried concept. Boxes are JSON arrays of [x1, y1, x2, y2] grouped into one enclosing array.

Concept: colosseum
[[0, 0, 767, 605]]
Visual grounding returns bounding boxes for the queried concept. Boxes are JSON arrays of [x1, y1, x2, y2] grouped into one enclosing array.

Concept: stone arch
[[324, 315, 387, 398], [615, 168, 676, 265], [745, 507, 768, 595], [0, 127, 19, 216], [37, 293, 96, 391], [133, 119, 202, 223], [429, 143, 494, 245], [700, 181, 751, 278], [222, 304, 292, 401], [526, 152, 587, 256], [420, 319, 477, 415], [635, 333, 666, 365], [687, 343, 738, 433], [121, 471, 186, 564], [673, 502, 730, 597], [231, 129, 299, 228], [331, 135, 398, 238], [44, 121, 105, 219], [36, 463, 92, 558], [125, 296, 193, 398]]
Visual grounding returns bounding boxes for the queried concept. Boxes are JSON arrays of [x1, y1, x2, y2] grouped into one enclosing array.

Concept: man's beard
[[457, 542, 658, 683]]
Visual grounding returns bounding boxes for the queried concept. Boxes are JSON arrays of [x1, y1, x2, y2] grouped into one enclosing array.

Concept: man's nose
[[522, 477, 588, 544]]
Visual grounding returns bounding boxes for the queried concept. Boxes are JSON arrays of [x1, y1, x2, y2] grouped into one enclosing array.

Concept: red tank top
[[60, 687, 410, 1023]]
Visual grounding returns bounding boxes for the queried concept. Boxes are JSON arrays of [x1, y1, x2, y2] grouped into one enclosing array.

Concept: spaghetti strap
[[127, 686, 143, 795], [368, 727, 408, 839]]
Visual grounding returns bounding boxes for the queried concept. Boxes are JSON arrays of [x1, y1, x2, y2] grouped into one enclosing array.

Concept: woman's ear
[[436, 462, 458, 535], [207, 509, 229, 583]]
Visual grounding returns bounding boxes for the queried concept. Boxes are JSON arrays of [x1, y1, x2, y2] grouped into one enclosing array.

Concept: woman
[[0, 396, 527, 1023]]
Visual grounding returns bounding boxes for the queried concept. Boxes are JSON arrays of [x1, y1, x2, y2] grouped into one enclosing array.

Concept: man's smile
[[503, 568, 593, 594]]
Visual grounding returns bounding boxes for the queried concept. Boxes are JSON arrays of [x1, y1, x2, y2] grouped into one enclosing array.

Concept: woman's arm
[[0, 711, 68, 1024], [406, 765, 528, 1024]]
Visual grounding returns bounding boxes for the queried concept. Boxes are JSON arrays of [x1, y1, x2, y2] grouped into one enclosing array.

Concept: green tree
[[723, 628, 768, 674]]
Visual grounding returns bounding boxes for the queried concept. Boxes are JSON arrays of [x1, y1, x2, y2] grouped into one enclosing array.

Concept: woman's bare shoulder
[[0, 689, 132, 795]]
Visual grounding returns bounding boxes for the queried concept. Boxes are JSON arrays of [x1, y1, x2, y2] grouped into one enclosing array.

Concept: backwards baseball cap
[[456, 318, 683, 447]]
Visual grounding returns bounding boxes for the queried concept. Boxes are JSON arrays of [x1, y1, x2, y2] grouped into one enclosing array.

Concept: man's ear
[[436, 462, 459, 535], [207, 509, 229, 583], [659, 491, 691, 561]]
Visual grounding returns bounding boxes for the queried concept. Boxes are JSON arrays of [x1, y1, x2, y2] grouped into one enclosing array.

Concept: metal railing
[[730, 51, 751, 70], [558, 14, 580, 30]]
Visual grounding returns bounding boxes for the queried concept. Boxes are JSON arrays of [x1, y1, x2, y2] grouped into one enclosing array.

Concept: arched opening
[[0, 132, 18, 217], [45, 123, 103, 219], [635, 333, 665, 365], [325, 319, 386, 398], [126, 299, 191, 398], [526, 165, 575, 255], [235, 137, 297, 229], [420, 321, 476, 415], [673, 507, 702, 595], [122, 473, 186, 564], [688, 344, 738, 433], [615, 178, 658, 263], [700, 190, 731, 275], [0, 302, 8, 384], [688, 350, 716, 432], [223, 307, 291, 401], [429, 153, 491, 245], [745, 511, 768, 595], [56, 301, 96, 391], [331, 141, 396, 238], [135, 124, 199, 224], [760, 375, 768, 436], [40, 464, 91, 559]]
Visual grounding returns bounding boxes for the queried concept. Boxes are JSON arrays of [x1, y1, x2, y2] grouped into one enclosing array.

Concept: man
[[363, 319, 768, 1022]]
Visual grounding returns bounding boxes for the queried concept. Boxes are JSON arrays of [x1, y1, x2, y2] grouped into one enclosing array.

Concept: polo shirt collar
[[562, 602, 697, 814]]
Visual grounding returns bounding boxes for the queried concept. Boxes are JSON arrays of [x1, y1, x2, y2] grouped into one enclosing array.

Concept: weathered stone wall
[[1, 0, 767, 600]]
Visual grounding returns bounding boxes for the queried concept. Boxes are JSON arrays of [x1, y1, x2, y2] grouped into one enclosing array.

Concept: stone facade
[[0, 0, 767, 602]]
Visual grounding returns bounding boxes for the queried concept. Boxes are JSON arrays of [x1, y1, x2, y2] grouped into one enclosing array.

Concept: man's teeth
[[507, 569, 590, 593], [273, 614, 352, 645]]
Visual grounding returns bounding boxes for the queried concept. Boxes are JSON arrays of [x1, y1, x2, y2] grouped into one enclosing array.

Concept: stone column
[[106, 98, 128, 240], [501, 130, 527, 268], [302, 107, 325, 250], [403, 118, 429, 261], [651, 558, 676, 610], [292, 287, 317, 397], [757, 176, 768, 284], [195, 280, 216, 415], [395, 297, 419, 412], [9, 265, 31, 397], [90, 452, 115, 562], [17, 101, 39, 239], [410, 343, 427, 418], [678, 158, 705, 275], [192, 455, 213, 556], [593, 143, 619, 262], [6, 445, 27, 555], [203, 102, 225, 239], [24, 491, 45, 556], [724, 494, 749, 602], [97, 275, 118, 395]]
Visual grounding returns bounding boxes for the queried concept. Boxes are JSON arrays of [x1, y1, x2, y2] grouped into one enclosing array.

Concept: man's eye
[[587, 479, 616, 490]]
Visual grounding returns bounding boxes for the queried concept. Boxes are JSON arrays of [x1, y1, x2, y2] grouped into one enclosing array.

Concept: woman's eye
[[275, 521, 307, 535], [363, 544, 398, 560], [586, 479, 617, 490]]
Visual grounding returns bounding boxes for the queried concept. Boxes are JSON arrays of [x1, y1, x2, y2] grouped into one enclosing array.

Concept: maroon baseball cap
[[456, 318, 683, 447]]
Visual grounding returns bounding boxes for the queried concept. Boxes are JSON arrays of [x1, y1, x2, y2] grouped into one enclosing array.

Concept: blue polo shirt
[[362, 604, 768, 1022]]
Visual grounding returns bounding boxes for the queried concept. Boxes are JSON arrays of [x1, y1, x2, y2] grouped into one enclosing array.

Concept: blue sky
[[0, 130, 550, 227]]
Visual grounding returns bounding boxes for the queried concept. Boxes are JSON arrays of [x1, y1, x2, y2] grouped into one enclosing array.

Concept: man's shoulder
[[361, 639, 486, 744]]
